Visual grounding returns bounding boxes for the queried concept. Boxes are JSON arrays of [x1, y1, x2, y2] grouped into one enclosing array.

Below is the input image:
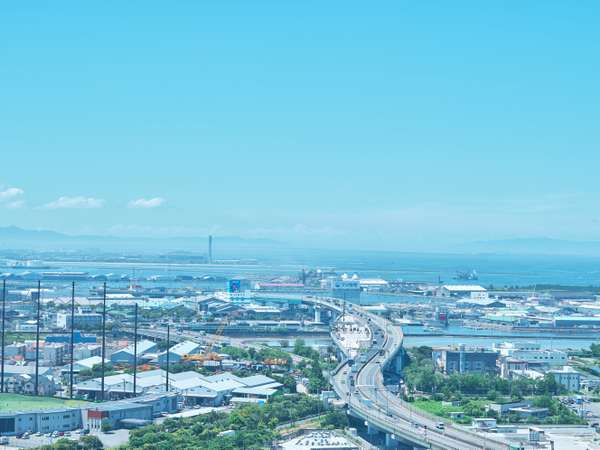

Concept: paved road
[[134, 327, 308, 364], [307, 296, 511, 450]]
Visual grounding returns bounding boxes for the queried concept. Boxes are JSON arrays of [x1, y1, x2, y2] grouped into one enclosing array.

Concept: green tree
[[78, 435, 104, 449], [101, 419, 113, 433], [320, 410, 349, 429]]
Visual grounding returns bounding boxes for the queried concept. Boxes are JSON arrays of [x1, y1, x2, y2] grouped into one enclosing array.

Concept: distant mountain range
[[0, 226, 281, 256], [458, 237, 600, 256], [2, 226, 600, 258]]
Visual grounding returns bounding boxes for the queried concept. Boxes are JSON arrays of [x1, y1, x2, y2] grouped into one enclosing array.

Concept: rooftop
[[279, 431, 359, 450], [442, 285, 486, 292]]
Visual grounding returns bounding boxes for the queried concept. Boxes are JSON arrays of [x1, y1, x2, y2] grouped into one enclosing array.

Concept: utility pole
[[100, 282, 107, 401], [69, 281, 75, 399], [34, 280, 41, 396], [1, 279, 6, 393], [165, 324, 170, 392], [133, 303, 138, 397]]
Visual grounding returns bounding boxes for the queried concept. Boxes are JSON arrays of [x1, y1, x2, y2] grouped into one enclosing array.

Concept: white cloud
[[128, 197, 165, 209], [43, 196, 105, 209], [0, 187, 24, 202], [5, 200, 25, 209]]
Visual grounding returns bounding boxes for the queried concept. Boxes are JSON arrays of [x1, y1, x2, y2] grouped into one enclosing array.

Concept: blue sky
[[1, 1, 599, 251]]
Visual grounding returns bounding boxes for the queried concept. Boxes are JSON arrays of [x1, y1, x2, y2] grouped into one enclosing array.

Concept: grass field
[[413, 399, 488, 423], [413, 399, 462, 416], [0, 393, 89, 411]]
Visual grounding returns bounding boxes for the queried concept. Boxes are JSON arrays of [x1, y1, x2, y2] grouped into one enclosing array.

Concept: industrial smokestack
[[208, 235, 213, 264]]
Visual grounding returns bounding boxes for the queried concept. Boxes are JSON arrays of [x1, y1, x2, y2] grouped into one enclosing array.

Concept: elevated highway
[[301, 296, 512, 450]]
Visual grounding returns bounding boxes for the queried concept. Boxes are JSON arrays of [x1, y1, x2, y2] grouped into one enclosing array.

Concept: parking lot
[[0, 429, 130, 449]]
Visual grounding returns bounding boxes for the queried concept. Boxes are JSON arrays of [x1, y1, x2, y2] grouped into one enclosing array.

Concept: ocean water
[[4, 251, 600, 290]]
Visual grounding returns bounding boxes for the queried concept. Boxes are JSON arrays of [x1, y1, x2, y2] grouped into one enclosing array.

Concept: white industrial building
[[439, 285, 487, 298], [493, 342, 567, 368], [548, 366, 581, 392], [158, 341, 202, 365], [75, 369, 282, 405]]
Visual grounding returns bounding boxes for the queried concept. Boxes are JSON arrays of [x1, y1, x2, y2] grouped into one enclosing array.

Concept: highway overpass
[[301, 295, 513, 450]]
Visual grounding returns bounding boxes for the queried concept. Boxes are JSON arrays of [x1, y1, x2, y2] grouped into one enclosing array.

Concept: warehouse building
[[76, 369, 282, 405], [157, 340, 201, 365], [553, 316, 600, 328], [439, 285, 487, 298], [110, 340, 157, 365], [0, 408, 82, 436], [56, 313, 103, 330], [84, 393, 178, 430]]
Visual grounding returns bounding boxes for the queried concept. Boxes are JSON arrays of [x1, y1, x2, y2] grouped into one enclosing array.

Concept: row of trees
[[219, 345, 293, 368], [123, 395, 322, 450], [38, 435, 103, 450], [403, 346, 566, 400], [293, 339, 331, 394]]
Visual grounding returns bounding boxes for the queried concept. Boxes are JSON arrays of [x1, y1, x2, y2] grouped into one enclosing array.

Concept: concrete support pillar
[[385, 432, 395, 448], [367, 422, 377, 436], [394, 353, 403, 374], [314, 306, 321, 323], [391, 347, 405, 375]]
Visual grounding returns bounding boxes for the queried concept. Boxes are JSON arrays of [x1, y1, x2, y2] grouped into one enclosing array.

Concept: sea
[[8, 251, 600, 288]]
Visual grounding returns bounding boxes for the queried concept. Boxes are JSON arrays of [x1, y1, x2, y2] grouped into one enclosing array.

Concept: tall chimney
[[208, 235, 213, 264]]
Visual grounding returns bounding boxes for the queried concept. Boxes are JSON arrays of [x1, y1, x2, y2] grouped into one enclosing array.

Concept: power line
[[34, 280, 41, 396]]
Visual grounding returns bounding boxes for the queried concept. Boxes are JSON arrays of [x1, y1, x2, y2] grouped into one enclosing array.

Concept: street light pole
[[133, 303, 138, 396], [69, 281, 75, 399], [165, 324, 170, 392]]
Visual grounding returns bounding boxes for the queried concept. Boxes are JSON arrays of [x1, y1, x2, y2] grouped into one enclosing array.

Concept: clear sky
[[1, 1, 599, 251]]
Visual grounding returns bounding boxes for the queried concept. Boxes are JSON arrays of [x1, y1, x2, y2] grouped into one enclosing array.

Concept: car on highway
[[436, 422, 445, 430]]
